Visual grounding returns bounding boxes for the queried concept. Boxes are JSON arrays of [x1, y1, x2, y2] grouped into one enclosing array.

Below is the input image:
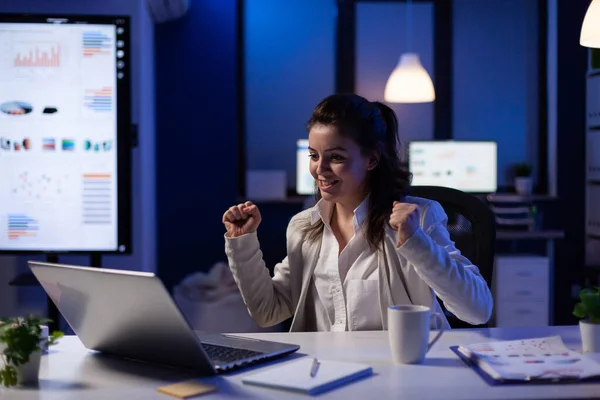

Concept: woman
[[223, 94, 493, 332]]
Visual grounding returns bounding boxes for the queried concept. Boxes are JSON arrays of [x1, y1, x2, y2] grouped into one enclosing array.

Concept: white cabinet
[[587, 70, 600, 268], [587, 184, 600, 237], [586, 236, 600, 266], [493, 256, 550, 327], [587, 72, 600, 128], [587, 131, 600, 181]]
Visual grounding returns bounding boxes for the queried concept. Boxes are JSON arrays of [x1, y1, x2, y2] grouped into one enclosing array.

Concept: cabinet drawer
[[586, 236, 600, 266], [587, 131, 600, 181], [496, 256, 549, 274], [587, 185, 600, 237], [496, 279, 549, 302], [496, 264, 548, 282], [495, 257, 549, 300], [495, 300, 548, 328], [588, 74, 600, 128]]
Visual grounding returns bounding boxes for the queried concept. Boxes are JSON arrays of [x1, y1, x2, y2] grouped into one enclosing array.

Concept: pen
[[310, 358, 320, 377]]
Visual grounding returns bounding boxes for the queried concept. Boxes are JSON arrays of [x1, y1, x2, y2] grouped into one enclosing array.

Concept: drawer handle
[[515, 309, 533, 315], [515, 290, 533, 296], [516, 271, 532, 277]]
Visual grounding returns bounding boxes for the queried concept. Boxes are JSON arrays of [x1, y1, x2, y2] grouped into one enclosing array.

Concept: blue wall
[[453, 0, 539, 187], [245, 0, 335, 191], [155, 0, 238, 289]]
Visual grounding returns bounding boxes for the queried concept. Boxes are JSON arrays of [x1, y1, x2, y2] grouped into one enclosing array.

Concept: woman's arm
[[225, 232, 294, 328], [396, 201, 493, 325]]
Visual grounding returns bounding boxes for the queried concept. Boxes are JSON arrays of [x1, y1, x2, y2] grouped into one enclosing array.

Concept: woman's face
[[308, 124, 376, 207]]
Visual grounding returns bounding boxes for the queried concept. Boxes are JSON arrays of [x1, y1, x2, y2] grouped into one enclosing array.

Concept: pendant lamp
[[581, 0, 600, 48], [384, 0, 435, 103]]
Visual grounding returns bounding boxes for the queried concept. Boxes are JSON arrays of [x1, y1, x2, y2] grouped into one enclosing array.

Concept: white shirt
[[305, 197, 382, 332], [225, 196, 494, 331]]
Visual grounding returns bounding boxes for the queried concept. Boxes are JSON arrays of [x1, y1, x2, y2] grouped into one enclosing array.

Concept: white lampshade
[[581, 0, 600, 48], [384, 53, 435, 103]]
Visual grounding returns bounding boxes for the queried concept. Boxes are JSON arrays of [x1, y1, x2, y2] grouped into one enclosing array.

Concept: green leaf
[[580, 290, 600, 320], [0, 365, 18, 387], [574, 288, 600, 322], [573, 302, 588, 318], [47, 331, 64, 348], [579, 288, 597, 301]]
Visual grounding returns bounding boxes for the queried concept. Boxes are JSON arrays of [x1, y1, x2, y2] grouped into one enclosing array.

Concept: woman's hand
[[222, 201, 262, 238], [389, 201, 420, 247]]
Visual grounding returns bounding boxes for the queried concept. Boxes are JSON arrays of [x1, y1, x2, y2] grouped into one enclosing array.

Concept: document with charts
[[456, 336, 600, 381]]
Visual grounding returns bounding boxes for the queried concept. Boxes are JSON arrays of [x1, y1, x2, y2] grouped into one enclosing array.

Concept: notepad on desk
[[242, 358, 373, 395], [451, 336, 600, 384]]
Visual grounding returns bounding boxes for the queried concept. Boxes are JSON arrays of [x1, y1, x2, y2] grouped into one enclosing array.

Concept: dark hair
[[303, 93, 412, 250]]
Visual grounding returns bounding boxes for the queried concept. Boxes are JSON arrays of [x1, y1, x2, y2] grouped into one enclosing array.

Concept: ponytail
[[372, 101, 400, 158]]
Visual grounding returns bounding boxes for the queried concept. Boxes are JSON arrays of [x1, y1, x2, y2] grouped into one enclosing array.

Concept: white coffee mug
[[388, 305, 445, 364]]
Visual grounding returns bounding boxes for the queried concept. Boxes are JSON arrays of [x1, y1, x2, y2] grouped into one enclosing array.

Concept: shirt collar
[[310, 195, 370, 232]]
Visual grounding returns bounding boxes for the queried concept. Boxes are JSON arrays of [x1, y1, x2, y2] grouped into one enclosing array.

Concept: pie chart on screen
[[1, 101, 33, 115]]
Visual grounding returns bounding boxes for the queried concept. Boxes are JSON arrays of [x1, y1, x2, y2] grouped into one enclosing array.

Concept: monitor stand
[[8, 253, 102, 332]]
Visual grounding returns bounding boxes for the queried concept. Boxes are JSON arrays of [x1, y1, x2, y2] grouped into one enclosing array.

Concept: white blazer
[[224, 196, 493, 331]]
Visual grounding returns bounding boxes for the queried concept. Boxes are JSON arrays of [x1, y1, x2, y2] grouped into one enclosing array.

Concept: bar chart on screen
[[6, 35, 69, 80], [82, 173, 113, 226], [7, 214, 38, 241], [83, 87, 113, 115], [13, 43, 60, 67], [2, 168, 74, 246], [0, 169, 117, 250], [82, 31, 112, 58]]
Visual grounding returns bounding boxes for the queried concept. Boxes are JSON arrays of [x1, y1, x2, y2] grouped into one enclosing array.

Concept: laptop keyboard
[[202, 343, 263, 365]]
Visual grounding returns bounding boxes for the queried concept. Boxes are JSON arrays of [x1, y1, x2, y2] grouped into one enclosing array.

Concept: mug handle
[[427, 312, 445, 352]]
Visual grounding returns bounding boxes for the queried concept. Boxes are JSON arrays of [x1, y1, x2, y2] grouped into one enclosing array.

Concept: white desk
[[2, 326, 599, 400]]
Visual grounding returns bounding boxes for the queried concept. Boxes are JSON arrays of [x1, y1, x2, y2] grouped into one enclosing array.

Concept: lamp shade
[[384, 53, 435, 103], [581, 0, 600, 48]]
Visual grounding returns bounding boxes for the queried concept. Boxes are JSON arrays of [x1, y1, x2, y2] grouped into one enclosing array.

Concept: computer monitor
[[296, 139, 314, 195], [408, 141, 497, 193], [0, 13, 132, 254]]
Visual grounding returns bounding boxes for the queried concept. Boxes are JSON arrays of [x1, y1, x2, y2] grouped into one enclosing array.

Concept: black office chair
[[408, 185, 496, 328]]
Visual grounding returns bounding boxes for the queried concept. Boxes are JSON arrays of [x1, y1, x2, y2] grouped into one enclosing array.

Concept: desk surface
[[2, 326, 599, 400]]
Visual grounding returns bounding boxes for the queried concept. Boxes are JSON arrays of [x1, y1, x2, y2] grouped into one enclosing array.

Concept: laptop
[[28, 261, 300, 374]]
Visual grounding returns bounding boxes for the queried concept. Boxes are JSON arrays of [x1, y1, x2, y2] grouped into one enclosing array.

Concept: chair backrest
[[409, 185, 496, 328]]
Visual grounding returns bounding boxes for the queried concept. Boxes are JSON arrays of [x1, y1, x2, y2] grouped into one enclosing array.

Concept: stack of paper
[[455, 336, 600, 382]]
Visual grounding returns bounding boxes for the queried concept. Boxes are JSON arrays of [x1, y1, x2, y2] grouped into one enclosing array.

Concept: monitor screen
[[408, 141, 497, 193], [296, 139, 314, 195], [0, 14, 131, 253]]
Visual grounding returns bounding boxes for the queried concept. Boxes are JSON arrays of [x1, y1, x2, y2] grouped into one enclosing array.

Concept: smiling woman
[[223, 92, 493, 333]]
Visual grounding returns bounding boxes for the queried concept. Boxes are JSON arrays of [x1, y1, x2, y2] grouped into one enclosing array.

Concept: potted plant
[[0, 315, 63, 387], [514, 162, 533, 196], [573, 287, 600, 353]]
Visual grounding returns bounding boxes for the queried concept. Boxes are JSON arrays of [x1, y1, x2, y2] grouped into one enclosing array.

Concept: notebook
[[451, 336, 600, 385], [242, 358, 372, 395]]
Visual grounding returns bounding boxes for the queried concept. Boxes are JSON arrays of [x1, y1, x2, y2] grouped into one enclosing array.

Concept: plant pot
[[579, 320, 600, 353], [15, 351, 41, 386], [514, 177, 533, 196]]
